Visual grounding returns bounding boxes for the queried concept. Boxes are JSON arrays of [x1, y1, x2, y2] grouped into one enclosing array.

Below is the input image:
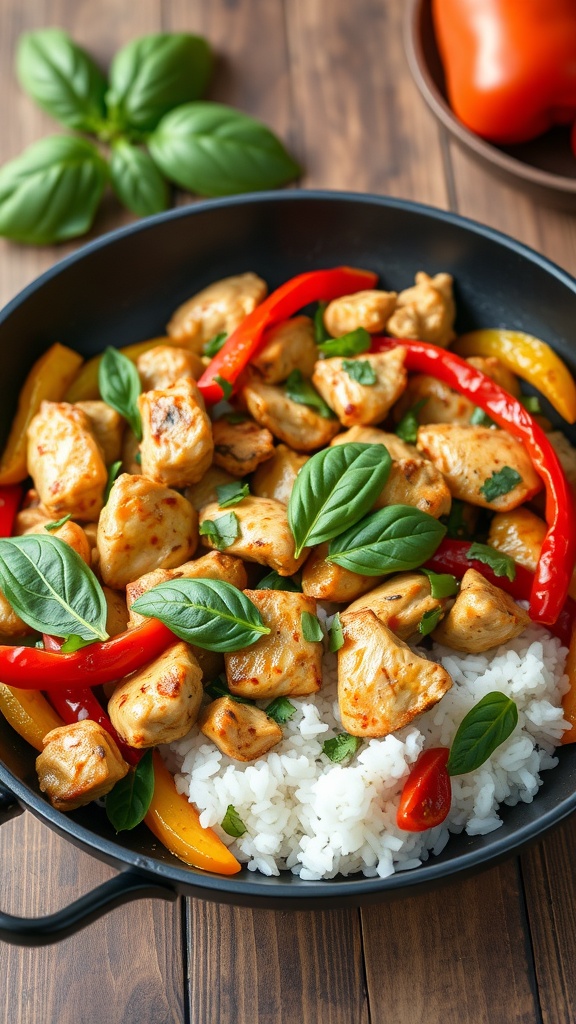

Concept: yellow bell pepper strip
[[64, 336, 185, 402], [0, 684, 63, 751], [0, 342, 84, 484], [561, 620, 576, 744], [145, 751, 241, 875], [453, 329, 576, 424]]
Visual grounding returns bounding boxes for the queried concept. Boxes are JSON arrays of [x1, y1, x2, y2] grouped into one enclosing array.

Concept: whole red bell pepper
[[432, 0, 576, 153], [197, 265, 378, 404]]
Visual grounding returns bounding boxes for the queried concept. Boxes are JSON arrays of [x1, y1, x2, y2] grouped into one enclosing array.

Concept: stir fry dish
[[0, 264, 575, 879]]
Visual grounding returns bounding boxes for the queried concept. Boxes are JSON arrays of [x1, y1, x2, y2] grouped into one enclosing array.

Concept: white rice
[[164, 621, 570, 880]]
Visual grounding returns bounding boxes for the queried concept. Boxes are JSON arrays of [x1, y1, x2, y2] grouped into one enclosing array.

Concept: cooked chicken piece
[[375, 458, 452, 518], [432, 568, 530, 652], [27, 401, 107, 522], [301, 542, 382, 603], [83, 521, 98, 553], [14, 505, 50, 534], [139, 379, 214, 488], [242, 379, 340, 452], [121, 429, 142, 476], [109, 642, 203, 748], [251, 444, 309, 505], [547, 431, 576, 493], [36, 720, 128, 812], [166, 272, 267, 350], [199, 496, 307, 576], [330, 425, 419, 460], [212, 416, 275, 476], [225, 590, 322, 699], [199, 696, 283, 761], [97, 473, 197, 588], [312, 348, 407, 427], [417, 424, 542, 510], [323, 289, 397, 337], [22, 518, 92, 565], [251, 316, 317, 383], [392, 374, 477, 426], [487, 508, 576, 601], [103, 586, 129, 636], [136, 344, 204, 390], [126, 551, 248, 627], [184, 465, 238, 511], [386, 272, 455, 347], [0, 591, 33, 638], [346, 572, 450, 641], [466, 356, 521, 397], [338, 609, 452, 737], [74, 400, 124, 464]]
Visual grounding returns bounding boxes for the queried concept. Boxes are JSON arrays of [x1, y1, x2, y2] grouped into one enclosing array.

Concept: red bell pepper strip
[[372, 337, 576, 626], [396, 747, 451, 832], [0, 485, 22, 537], [197, 266, 378, 404]]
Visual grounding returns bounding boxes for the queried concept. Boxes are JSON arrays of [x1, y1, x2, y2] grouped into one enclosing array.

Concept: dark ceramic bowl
[[1, 190, 576, 945], [404, 0, 576, 208]]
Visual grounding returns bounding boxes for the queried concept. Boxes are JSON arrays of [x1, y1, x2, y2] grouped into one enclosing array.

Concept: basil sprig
[[447, 692, 518, 776], [98, 346, 142, 439], [131, 577, 270, 652], [467, 542, 516, 582], [288, 443, 392, 558], [106, 750, 155, 832], [0, 534, 108, 643], [326, 505, 447, 576]]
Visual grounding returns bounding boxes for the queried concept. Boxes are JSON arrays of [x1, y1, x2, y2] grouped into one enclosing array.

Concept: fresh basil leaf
[[342, 359, 377, 385], [265, 696, 296, 725], [470, 406, 495, 428], [0, 534, 108, 642], [98, 346, 142, 440], [328, 613, 344, 653], [16, 28, 107, 132], [466, 542, 516, 582], [106, 33, 213, 132], [418, 607, 442, 636], [322, 733, 361, 763], [104, 461, 122, 503], [256, 570, 302, 593], [212, 375, 233, 400], [221, 803, 247, 838], [284, 370, 335, 419], [131, 577, 270, 652], [317, 327, 371, 358], [149, 102, 300, 196], [301, 611, 323, 643], [444, 499, 474, 540], [106, 750, 154, 831], [205, 677, 254, 705], [520, 395, 542, 414], [199, 511, 239, 551], [314, 302, 330, 345], [420, 569, 458, 599], [327, 504, 447, 576], [288, 443, 392, 558], [203, 332, 227, 358], [110, 140, 169, 217], [216, 481, 249, 508], [480, 466, 522, 502], [447, 692, 518, 776], [0, 135, 107, 245], [44, 513, 72, 532], [395, 398, 428, 445]]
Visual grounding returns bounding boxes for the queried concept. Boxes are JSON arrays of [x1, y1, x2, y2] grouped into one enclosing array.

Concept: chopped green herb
[[447, 692, 518, 776], [256, 569, 302, 592], [467, 542, 516, 581], [317, 327, 371, 358], [314, 302, 330, 345], [44, 513, 72, 532], [203, 332, 227, 358], [284, 370, 336, 419], [418, 606, 442, 636], [265, 696, 296, 725], [301, 611, 323, 642], [395, 398, 428, 444], [342, 359, 377, 385], [328, 613, 344, 653], [480, 466, 522, 502], [216, 481, 249, 508], [134, 451, 142, 465], [226, 412, 249, 425], [444, 499, 474, 540], [221, 804, 247, 838], [322, 732, 361, 763], [213, 375, 233, 400], [470, 406, 495, 427], [205, 677, 254, 704], [420, 568, 459, 599], [519, 395, 542, 414], [104, 460, 122, 503], [199, 511, 239, 550]]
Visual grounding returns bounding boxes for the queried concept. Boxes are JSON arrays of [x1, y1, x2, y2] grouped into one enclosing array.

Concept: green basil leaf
[[520, 395, 542, 414], [265, 696, 296, 725], [327, 504, 447, 576], [199, 511, 239, 551], [322, 733, 361, 763], [256, 570, 302, 593], [447, 692, 519, 776], [106, 750, 155, 831], [328, 613, 344, 653], [148, 102, 300, 196], [131, 577, 270, 652], [317, 327, 371, 358], [418, 606, 442, 636], [301, 611, 323, 643], [205, 676, 254, 705], [221, 804, 247, 838], [395, 398, 428, 445], [480, 466, 522, 502], [16, 28, 107, 132], [0, 534, 108, 642], [216, 481, 249, 508], [0, 135, 107, 245], [284, 370, 335, 420], [314, 302, 330, 345], [342, 359, 377, 385], [288, 443, 392, 558], [419, 569, 458, 599], [466, 542, 516, 582], [470, 406, 495, 428], [444, 499, 474, 541], [106, 33, 213, 132], [98, 346, 142, 440], [109, 140, 169, 217], [203, 332, 227, 358], [213, 375, 233, 400], [44, 513, 72, 532], [104, 461, 122, 503]]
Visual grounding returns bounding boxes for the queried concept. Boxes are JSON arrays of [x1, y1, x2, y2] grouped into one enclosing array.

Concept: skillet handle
[[0, 782, 177, 946]]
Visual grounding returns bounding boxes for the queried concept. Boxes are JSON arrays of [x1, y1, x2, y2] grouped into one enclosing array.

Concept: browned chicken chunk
[[36, 720, 128, 812], [330, 425, 419, 460], [302, 542, 382, 603], [199, 496, 307, 576], [251, 316, 317, 383], [375, 458, 451, 518], [386, 272, 455, 347], [312, 348, 407, 427], [488, 509, 576, 603], [346, 572, 450, 641], [392, 374, 477, 427], [242, 379, 340, 451], [74, 400, 124, 464], [22, 517, 92, 566], [432, 569, 530, 652], [166, 272, 267, 349], [136, 344, 204, 390], [251, 444, 309, 504], [0, 591, 33, 638], [121, 429, 142, 476], [103, 586, 129, 637], [199, 697, 283, 761], [323, 289, 397, 337], [547, 431, 576, 492], [184, 465, 237, 511], [212, 416, 275, 476], [139, 379, 214, 488], [27, 401, 107, 521]]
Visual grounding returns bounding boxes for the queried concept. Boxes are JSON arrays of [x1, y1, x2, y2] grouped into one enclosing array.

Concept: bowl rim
[[2, 187, 576, 902]]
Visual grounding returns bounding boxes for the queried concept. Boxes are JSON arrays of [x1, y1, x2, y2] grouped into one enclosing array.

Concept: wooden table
[[1, 1, 576, 1021]]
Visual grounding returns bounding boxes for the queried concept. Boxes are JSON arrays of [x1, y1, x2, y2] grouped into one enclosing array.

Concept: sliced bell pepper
[[452, 329, 576, 424], [64, 336, 182, 403], [0, 485, 23, 537], [197, 266, 379, 404], [396, 747, 451, 831], [372, 337, 576, 626], [0, 343, 84, 485], [0, 684, 63, 751]]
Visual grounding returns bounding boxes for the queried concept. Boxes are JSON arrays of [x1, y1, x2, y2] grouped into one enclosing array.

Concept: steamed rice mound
[[165, 622, 570, 880]]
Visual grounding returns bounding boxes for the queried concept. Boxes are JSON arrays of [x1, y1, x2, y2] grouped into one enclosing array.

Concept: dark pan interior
[[1, 191, 576, 908]]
